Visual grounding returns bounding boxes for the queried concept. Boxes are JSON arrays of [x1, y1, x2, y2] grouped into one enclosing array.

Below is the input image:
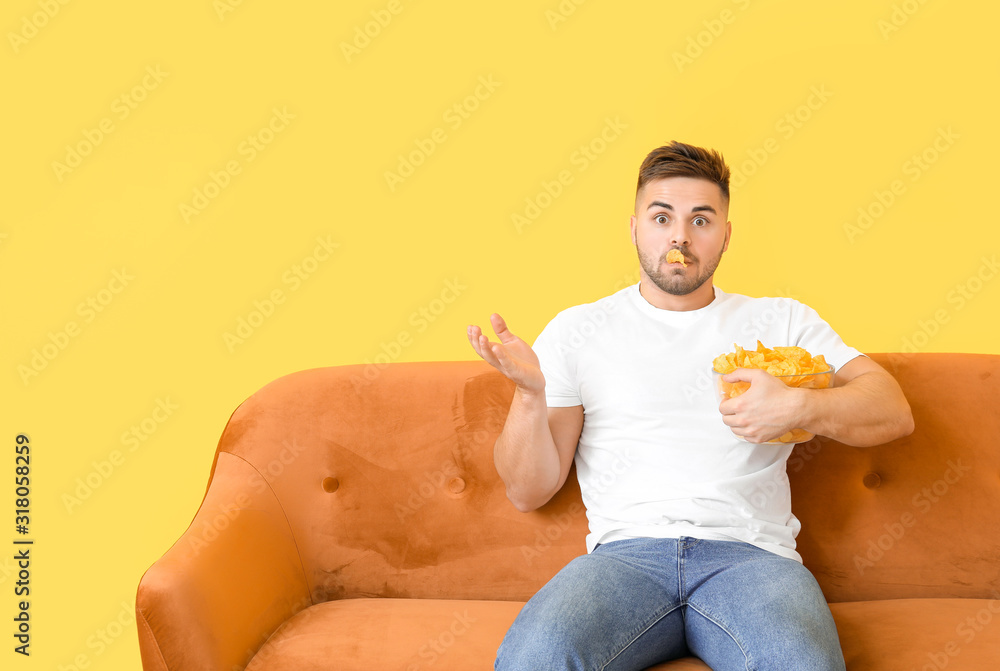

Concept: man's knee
[[495, 629, 584, 671]]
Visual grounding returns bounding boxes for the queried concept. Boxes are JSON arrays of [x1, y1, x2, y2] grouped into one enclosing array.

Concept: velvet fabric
[[136, 353, 1000, 669]]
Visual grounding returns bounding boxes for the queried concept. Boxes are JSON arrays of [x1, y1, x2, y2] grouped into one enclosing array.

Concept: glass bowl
[[713, 366, 835, 444]]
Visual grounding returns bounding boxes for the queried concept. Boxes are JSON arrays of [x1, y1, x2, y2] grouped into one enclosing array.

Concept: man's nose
[[668, 222, 689, 246]]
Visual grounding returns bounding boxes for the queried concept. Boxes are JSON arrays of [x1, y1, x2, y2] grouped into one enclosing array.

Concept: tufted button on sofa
[[136, 353, 1000, 669]]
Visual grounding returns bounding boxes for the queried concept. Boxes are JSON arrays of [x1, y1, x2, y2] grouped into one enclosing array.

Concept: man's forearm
[[494, 387, 561, 511], [799, 369, 914, 447]]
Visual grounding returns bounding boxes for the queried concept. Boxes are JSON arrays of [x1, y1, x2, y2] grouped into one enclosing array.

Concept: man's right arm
[[493, 390, 583, 512], [467, 313, 584, 512]]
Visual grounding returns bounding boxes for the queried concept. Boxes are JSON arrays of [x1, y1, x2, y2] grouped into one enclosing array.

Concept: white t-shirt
[[531, 282, 864, 562]]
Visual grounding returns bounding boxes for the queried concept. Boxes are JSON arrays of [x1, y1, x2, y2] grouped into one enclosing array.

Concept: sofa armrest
[[136, 452, 313, 671]]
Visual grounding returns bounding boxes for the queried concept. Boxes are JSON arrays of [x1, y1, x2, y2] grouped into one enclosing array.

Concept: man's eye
[[693, 216, 708, 226], [655, 215, 668, 224]]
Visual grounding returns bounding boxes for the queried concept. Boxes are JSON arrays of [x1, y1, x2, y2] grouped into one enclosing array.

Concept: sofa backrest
[[789, 352, 1000, 602], [205, 353, 999, 604]]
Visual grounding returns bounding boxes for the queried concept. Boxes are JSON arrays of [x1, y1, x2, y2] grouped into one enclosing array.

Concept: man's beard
[[636, 241, 726, 296]]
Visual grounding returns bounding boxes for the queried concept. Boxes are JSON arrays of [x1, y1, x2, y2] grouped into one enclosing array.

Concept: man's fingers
[[466, 325, 485, 357], [491, 313, 519, 345], [479, 336, 509, 373]]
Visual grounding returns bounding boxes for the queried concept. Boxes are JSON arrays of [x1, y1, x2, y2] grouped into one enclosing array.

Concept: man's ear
[[630, 214, 636, 245], [723, 220, 732, 252]]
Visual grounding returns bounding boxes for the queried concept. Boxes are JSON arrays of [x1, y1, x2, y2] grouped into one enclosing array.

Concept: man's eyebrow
[[646, 201, 717, 214]]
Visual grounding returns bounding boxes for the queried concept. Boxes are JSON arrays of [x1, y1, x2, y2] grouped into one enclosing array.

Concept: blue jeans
[[495, 536, 846, 671]]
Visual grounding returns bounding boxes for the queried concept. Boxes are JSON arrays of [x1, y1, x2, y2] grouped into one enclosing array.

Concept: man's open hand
[[467, 314, 546, 393], [718, 368, 805, 443]]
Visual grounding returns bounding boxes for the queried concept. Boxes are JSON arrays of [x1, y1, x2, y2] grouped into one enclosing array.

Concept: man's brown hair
[[636, 141, 731, 204]]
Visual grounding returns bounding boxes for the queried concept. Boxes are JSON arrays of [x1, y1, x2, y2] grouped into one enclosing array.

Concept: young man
[[467, 141, 913, 670]]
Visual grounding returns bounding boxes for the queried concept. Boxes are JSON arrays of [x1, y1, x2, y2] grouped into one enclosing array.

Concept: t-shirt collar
[[628, 282, 727, 326]]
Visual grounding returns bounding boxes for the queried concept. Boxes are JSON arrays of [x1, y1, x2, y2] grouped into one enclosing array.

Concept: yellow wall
[[2, 1, 997, 668]]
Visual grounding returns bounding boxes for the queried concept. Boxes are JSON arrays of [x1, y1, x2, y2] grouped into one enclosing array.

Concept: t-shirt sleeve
[[788, 300, 866, 372], [531, 313, 582, 407]]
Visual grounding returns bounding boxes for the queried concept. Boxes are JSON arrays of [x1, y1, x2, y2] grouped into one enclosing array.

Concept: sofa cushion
[[833, 597, 1000, 668], [243, 596, 999, 669], [242, 597, 711, 670]]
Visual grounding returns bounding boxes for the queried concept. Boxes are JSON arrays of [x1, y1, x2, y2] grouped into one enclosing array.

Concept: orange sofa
[[136, 353, 1000, 670]]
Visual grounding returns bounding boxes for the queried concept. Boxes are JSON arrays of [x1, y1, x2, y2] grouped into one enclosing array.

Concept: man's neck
[[638, 279, 716, 312]]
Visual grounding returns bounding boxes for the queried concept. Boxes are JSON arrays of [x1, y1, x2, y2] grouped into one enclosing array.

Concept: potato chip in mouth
[[666, 249, 687, 266]]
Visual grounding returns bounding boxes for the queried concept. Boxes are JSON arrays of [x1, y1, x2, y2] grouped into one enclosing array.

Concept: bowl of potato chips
[[712, 341, 835, 444]]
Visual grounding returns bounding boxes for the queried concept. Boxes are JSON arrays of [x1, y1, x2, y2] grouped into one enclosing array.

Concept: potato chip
[[712, 341, 835, 444], [712, 340, 831, 377], [666, 249, 687, 266]]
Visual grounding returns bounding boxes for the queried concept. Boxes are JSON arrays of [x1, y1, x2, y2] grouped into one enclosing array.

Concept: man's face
[[630, 176, 731, 301]]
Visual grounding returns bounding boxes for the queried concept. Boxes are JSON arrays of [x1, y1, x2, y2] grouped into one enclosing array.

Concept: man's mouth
[[665, 249, 688, 266]]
